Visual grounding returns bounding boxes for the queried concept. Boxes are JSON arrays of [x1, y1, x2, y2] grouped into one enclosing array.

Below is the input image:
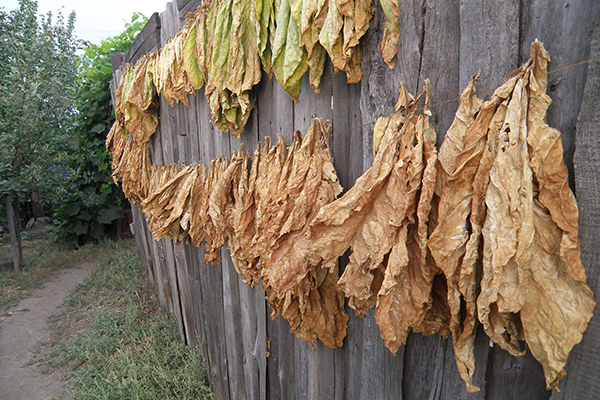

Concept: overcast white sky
[[0, 0, 169, 45]]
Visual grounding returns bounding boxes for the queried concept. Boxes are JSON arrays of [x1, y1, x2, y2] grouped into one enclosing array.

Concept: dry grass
[[0, 226, 126, 312]]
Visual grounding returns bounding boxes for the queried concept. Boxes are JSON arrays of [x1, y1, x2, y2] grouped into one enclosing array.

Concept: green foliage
[[52, 13, 147, 245], [32, 246, 214, 400], [0, 0, 79, 206]]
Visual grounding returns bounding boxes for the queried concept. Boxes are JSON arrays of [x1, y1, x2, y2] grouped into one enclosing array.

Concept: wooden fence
[[111, 1, 600, 399]]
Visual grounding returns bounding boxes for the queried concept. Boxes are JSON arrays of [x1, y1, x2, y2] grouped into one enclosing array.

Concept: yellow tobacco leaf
[[379, 0, 399, 68]]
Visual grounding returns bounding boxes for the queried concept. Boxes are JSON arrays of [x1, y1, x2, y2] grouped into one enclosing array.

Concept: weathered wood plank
[[125, 12, 161, 64], [438, 327, 492, 399], [552, 9, 600, 400], [178, 0, 201, 21], [340, 310, 364, 400], [161, 240, 185, 342], [331, 69, 364, 400], [222, 247, 249, 400], [198, 250, 232, 400], [228, 91, 265, 400], [486, 346, 549, 400], [130, 205, 154, 284], [418, 0, 460, 144], [357, 310, 404, 400], [152, 238, 173, 310], [173, 242, 196, 346], [459, 0, 520, 93], [520, 0, 599, 187], [454, 2, 520, 398], [183, 243, 208, 355]]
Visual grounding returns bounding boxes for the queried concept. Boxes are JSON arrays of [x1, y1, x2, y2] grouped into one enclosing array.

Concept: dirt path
[[0, 262, 97, 400]]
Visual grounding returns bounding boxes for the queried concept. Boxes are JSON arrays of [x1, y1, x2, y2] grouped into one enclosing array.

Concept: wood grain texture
[[125, 13, 161, 65], [222, 247, 249, 400], [459, 0, 520, 93], [418, 0, 460, 145], [486, 346, 549, 400], [359, 0, 423, 169]]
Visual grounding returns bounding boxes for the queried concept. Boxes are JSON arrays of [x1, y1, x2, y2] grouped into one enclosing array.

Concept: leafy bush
[[53, 14, 147, 245]]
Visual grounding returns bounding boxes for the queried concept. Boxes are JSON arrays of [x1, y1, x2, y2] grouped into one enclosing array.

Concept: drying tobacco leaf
[[187, 157, 230, 263], [308, 84, 410, 316], [106, 120, 153, 203], [261, 118, 342, 293], [182, 15, 205, 90], [319, 0, 373, 83], [255, 0, 276, 76], [272, 0, 309, 101], [379, 0, 398, 68], [204, 0, 262, 136], [141, 164, 198, 242], [153, 34, 195, 107], [265, 262, 348, 349], [299, 0, 328, 92], [477, 41, 594, 392], [374, 82, 439, 353], [121, 56, 159, 144], [208, 149, 251, 278], [257, 119, 347, 348], [428, 64, 528, 392], [226, 149, 261, 285]]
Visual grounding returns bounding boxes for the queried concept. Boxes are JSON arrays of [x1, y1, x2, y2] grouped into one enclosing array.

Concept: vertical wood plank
[[230, 97, 265, 400], [222, 247, 249, 400], [173, 242, 195, 346], [438, 327, 491, 399], [184, 244, 209, 361], [358, 310, 404, 400], [198, 251, 232, 400], [418, 0, 460, 145], [131, 206, 154, 284], [359, 0, 423, 170]]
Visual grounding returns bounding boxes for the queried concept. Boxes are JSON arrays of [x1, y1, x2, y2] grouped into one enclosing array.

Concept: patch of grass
[[31, 243, 214, 400], [0, 227, 123, 312]]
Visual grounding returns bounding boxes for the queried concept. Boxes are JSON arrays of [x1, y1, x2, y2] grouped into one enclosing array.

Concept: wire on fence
[[328, 55, 600, 139]]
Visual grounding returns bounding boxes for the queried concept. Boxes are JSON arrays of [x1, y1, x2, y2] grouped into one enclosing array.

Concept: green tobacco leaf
[[380, 0, 399, 68], [182, 22, 205, 89], [272, 0, 308, 102]]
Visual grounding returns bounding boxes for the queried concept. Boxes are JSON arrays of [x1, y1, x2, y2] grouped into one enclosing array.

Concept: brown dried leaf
[[374, 82, 439, 352], [429, 65, 527, 392], [476, 40, 595, 392]]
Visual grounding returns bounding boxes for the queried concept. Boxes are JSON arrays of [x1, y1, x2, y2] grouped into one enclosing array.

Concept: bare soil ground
[[0, 261, 96, 400]]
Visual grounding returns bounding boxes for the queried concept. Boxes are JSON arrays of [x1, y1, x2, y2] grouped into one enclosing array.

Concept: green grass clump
[[32, 244, 214, 400]]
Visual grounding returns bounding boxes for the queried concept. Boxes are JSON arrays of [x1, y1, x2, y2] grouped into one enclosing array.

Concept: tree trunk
[[5, 193, 23, 272]]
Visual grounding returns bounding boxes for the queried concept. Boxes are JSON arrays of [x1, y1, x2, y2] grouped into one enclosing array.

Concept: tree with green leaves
[[0, 0, 79, 271], [52, 13, 148, 245]]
